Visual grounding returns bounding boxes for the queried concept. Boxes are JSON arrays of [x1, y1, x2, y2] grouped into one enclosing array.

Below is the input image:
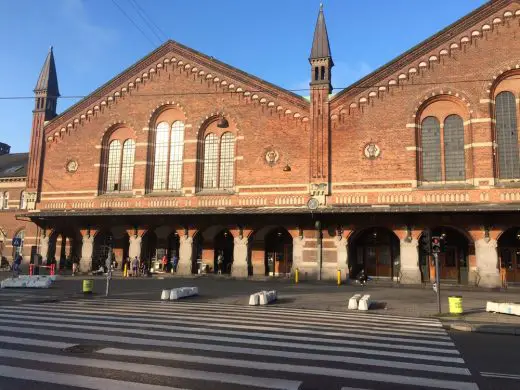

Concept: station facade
[[2, 0, 520, 287]]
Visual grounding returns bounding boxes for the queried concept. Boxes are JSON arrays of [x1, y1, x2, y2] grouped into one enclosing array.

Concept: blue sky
[[0, 0, 487, 153]]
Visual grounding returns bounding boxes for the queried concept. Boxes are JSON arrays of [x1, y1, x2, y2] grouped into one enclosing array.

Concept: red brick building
[[4, 0, 520, 287]]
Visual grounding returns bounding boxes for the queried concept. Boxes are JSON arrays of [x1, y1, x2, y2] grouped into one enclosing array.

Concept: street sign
[[12, 237, 21, 247]]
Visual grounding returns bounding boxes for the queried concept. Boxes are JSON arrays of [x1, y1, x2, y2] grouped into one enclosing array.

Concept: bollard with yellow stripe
[[123, 263, 128, 277], [295, 268, 299, 284], [82, 279, 94, 294]]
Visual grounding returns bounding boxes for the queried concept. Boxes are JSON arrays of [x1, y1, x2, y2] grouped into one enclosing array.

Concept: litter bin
[[82, 279, 94, 294], [448, 296, 463, 314]]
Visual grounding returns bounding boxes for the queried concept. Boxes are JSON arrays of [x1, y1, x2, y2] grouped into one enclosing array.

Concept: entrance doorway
[[349, 228, 399, 279], [264, 228, 292, 276], [498, 228, 520, 284], [214, 230, 233, 274]]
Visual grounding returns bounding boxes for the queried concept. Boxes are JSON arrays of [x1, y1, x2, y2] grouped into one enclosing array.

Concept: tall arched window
[[152, 120, 185, 191], [203, 133, 218, 189], [421, 117, 441, 182], [444, 115, 465, 181], [19, 191, 26, 210], [219, 132, 235, 189], [104, 138, 135, 193], [496, 91, 520, 179]]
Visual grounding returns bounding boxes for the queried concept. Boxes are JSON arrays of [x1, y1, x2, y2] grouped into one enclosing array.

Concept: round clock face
[[307, 198, 319, 210]]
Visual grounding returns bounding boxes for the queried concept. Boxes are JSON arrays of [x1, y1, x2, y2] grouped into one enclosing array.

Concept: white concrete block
[[249, 293, 260, 306], [486, 301, 499, 312], [348, 294, 362, 310], [169, 286, 198, 300], [358, 294, 372, 311], [161, 290, 171, 300], [258, 291, 268, 305]]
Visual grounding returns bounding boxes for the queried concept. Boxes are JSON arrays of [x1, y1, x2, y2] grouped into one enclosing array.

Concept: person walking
[[171, 254, 178, 273], [131, 256, 139, 277], [12, 254, 22, 277], [217, 252, 223, 275]]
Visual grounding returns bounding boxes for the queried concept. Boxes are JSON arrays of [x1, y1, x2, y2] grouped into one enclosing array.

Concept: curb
[[446, 321, 520, 336]]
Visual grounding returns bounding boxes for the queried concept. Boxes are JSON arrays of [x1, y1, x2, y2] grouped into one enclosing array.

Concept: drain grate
[[63, 344, 103, 354]]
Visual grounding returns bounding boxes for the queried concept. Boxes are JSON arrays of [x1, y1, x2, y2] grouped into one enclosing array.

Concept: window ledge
[[495, 181, 520, 188], [196, 189, 235, 196], [98, 192, 134, 198], [145, 191, 183, 197], [418, 183, 475, 191]]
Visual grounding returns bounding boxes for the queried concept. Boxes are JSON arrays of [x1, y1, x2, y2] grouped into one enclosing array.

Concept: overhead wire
[[110, 0, 157, 47], [127, 0, 168, 42]]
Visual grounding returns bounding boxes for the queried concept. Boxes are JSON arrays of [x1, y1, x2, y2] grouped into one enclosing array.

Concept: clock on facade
[[307, 197, 319, 210]]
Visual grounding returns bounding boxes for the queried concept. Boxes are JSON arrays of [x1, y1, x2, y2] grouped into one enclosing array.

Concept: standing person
[[72, 258, 78, 276], [161, 255, 168, 272], [217, 252, 223, 275], [12, 254, 22, 277], [171, 254, 178, 273], [131, 256, 139, 277]]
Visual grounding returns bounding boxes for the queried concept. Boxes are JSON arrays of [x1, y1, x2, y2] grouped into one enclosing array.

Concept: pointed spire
[[34, 46, 59, 97], [310, 3, 332, 61]]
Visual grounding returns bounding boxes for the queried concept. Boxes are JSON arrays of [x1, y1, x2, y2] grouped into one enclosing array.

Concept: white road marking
[[481, 371, 520, 380], [0, 307, 452, 345], [45, 301, 446, 332], [17, 303, 448, 338], [0, 325, 466, 363], [0, 364, 188, 390], [0, 318, 459, 356], [0, 314, 458, 354], [0, 348, 303, 390], [0, 335, 75, 349], [99, 346, 471, 375]]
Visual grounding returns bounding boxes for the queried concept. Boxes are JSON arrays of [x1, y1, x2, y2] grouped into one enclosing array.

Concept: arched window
[[120, 139, 136, 191], [496, 91, 520, 179], [219, 132, 235, 189], [314, 67, 319, 81], [152, 120, 185, 191], [321, 66, 325, 80], [421, 117, 442, 182], [203, 133, 218, 189], [106, 140, 122, 192], [444, 115, 465, 181], [19, 191, 26, 210]]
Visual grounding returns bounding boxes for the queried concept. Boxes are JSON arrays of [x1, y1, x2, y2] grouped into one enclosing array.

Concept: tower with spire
[[309, 4, 332, 202], [26, 47, 59, 202]]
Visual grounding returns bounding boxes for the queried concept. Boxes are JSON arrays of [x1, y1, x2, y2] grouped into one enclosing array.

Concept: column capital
[[176, 227, 198, 238], [80, 227, 98, 238], [126, 227, 147, 238]]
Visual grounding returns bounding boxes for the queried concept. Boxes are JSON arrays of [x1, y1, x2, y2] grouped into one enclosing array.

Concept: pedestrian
[[161, 255, 168, 272], [171, 254, 178, 273], [132, 256, 139, 277], [72, 258, 78, 276], [217, 252, 223, 275], [12, 254, 22, 277]]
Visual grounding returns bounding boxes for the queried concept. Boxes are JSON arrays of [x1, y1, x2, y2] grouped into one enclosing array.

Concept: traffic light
[[432, 236, 441, 253], [421, 229, 432, 254]]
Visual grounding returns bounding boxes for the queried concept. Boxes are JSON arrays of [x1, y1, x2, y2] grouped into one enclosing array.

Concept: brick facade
[[10, 0, 520, 286]]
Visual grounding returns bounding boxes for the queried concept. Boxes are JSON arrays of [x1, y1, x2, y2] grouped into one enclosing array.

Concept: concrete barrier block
[[249, 293, 260, 306], [348, 294, 362, 310], [486, 301, 499, 313], [258, 291, 268, 305], [161, 289, 171, 300], [358, 294, 372, 311]]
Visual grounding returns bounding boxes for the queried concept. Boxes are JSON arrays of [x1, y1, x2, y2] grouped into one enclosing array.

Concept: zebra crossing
[[0, 298, 478, 390]]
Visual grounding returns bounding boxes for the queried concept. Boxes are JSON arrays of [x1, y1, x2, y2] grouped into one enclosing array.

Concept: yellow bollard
[[295, 268, 299, 284], [82, 279, 93, 294], [337, 269, 341, 286], [123, 263, 128, 277]]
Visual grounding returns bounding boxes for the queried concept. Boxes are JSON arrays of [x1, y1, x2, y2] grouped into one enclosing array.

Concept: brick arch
[[99, 121, 136, 144], [194, 111, 239, 139], [482, 63, 520, 101], [147, 101, 188, 130], [412, 91, 473, 123]]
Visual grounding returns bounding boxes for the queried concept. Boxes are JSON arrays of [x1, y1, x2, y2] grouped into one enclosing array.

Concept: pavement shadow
[[271, 297, 296, 305], [370, 301, 388, 310]]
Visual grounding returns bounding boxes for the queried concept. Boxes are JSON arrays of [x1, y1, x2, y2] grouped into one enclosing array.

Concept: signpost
[[432, 236, 442, 314]]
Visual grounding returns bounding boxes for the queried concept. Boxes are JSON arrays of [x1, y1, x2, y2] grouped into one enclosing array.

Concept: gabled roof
[[35, 47, 59, 97], [331, 0, 517, 103], [310, 4, 332, 60], [0, 153, 28, 179], [45, 39, 309, 133]]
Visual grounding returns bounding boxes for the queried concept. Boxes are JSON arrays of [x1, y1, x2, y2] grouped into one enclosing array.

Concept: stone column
[[475, 238, 500, 288], [39, 233, 49, 264], [334, 236, 348, 280], [128, 234, 142, 260], [177, 235, 193, 276], [291, 235, 305, 274], [399, 239, 422, 284], [231, 236, 249, 278], [80, 233, 94, 273]]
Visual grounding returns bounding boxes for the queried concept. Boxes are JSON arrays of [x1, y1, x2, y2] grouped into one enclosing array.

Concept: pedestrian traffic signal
[[432, 236, 441, 253], [421, 229, 432, 254]]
